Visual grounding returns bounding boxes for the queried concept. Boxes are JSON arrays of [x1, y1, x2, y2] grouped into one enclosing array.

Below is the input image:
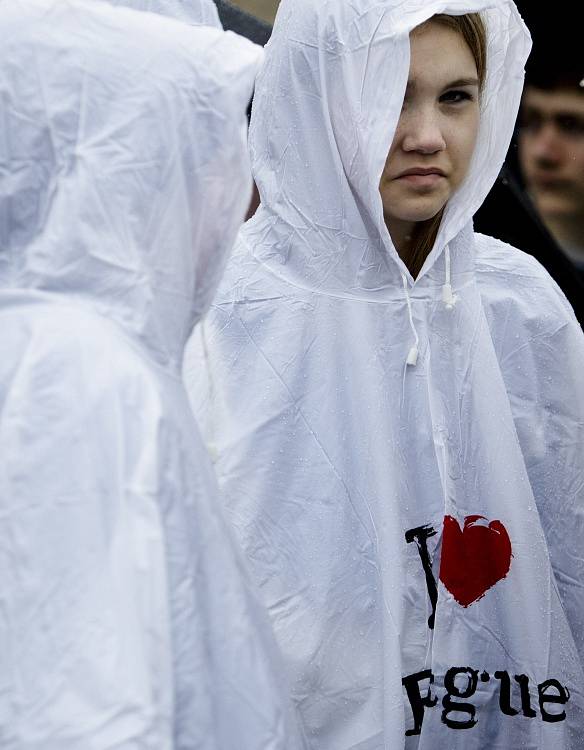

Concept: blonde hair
[[405, 13, 487, 278]]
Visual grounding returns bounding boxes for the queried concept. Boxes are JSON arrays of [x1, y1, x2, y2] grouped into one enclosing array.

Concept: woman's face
[[380, 22, 480, 237]]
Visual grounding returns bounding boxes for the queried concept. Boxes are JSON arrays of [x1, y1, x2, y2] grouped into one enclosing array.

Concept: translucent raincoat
[[0, 0, 299, 747], [185, 0, 584, 747]]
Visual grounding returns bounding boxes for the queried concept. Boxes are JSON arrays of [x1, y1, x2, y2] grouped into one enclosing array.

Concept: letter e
[[538, 679, 570, 723]]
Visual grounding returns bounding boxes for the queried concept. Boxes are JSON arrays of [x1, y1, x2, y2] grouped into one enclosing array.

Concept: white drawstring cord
[[402, 273, 419, 366], [442, 244, 457, 310], [403, 243, 455, 368]]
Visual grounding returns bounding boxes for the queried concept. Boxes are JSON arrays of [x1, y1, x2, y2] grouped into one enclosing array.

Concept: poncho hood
[[0, 0, 262, 371], [249, 0, 531, 292]]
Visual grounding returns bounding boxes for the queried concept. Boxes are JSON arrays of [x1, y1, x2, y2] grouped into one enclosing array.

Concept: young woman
[[186, 0, 584, 747], [0, 1, 300, 747]]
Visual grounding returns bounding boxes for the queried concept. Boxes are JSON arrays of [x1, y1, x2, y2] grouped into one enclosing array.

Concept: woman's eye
[[440, 90, 473, 104]]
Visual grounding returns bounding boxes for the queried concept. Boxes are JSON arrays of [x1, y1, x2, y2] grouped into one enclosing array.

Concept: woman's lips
[[397, 173, 446, 187]]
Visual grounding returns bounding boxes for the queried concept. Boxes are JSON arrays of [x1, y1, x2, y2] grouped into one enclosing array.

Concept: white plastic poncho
[[0, 1, 300, 748], [185, 0, 584, 747]]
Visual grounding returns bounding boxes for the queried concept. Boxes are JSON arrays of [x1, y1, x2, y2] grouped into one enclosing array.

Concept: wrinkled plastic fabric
[[103, 0, 222, 28], [0, 1, 302, 748], [185, 0, 584, 747]]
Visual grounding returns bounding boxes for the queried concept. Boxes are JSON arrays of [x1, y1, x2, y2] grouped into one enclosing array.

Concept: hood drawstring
[[402, 273, 419, 367], [403, 245, 457, 366], [442, 244, 457, 310]]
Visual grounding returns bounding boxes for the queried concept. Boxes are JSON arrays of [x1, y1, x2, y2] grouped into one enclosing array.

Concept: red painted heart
[[439, 515, 512, 607]]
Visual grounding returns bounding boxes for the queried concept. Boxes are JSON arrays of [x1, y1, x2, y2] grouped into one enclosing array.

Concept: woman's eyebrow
[[445, 77, 480, 88], [405, 77, 479, 94]]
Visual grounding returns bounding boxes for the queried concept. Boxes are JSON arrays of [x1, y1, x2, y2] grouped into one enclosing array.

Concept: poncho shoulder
[[475, 231, 579, 329]]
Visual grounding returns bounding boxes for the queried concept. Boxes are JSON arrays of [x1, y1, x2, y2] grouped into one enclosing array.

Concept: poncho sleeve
[[514, 306, 584, 665], [479, 239, 584, 668]]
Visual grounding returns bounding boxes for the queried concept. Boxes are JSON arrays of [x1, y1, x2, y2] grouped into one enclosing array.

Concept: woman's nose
[[401, 110, 446, 154]]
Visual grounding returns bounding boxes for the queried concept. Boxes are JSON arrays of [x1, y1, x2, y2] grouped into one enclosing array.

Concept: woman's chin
[[384, 205, 446, 225], [381, 190, 449, 225]]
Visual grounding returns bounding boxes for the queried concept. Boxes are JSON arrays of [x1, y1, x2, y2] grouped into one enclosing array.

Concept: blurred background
[[231, 0, 278, 22]]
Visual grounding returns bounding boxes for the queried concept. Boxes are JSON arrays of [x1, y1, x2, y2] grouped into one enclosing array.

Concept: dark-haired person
[[186, 0, 584, 746], [518, 34, 584, 278]]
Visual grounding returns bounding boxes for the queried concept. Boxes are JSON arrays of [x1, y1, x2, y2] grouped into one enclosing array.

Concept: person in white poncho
[[185, 0, 584, 747], [0, 0, 302, 748]]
